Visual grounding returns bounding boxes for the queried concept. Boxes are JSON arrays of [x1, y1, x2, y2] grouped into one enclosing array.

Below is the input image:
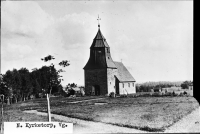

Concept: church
[[83, 21, 136, 96]]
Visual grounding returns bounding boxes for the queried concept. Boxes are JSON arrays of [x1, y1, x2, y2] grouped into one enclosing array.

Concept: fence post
[[0, 95, 4, 134], [47, 94, 51, 122]]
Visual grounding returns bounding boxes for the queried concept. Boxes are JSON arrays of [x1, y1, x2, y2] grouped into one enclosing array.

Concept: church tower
[[83, 17, 117, 95]]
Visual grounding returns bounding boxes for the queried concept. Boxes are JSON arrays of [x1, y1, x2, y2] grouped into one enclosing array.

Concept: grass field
[[3, 96, 199, 132]]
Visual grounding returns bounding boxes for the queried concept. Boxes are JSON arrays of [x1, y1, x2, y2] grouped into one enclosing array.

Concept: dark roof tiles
[[91, 29, 109, 48]]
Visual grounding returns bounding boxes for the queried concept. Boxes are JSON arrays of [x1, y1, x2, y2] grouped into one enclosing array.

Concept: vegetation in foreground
[[3, 96, 199, 132]]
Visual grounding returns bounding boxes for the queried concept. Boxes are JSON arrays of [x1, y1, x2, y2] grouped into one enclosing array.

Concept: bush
[[183, 91, 187, 95], [171, 91, 178, 96], [179, 92, 184, 96], [109, 92, 115, 97], [179, 91, 190, 97]]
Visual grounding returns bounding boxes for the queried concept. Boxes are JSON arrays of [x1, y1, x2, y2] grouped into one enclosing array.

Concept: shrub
[[109, 92, 115, 98], [183, 91, 187, 95], [179, 91, 190, 97], [179, 92, 184, 96], [171, 91, 178, 96]]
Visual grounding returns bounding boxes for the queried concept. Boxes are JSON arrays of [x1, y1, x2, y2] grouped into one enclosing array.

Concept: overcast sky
[[1, 1, 193, 86]]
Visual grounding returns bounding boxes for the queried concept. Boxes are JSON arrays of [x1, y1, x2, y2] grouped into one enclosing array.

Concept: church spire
[[97, 15, 101, 29]]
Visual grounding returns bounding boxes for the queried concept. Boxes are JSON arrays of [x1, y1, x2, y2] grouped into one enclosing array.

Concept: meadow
[[3, 95, 199, 132]]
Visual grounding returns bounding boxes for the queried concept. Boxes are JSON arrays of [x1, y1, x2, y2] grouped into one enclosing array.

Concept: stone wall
[[84, 69, 107, 95], [107, 68, 118, 95]]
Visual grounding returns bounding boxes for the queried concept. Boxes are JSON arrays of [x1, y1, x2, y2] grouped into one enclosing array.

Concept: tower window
[[107, 48, 109, 53]]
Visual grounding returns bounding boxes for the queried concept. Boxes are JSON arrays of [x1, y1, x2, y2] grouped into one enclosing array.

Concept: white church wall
[[119, 82, 136, 95], [107, 68, 118, 95]]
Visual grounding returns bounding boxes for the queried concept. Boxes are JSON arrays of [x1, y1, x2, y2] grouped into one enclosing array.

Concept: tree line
[[0, 55, 70, 104], [136, 81, 192, 92], [0, 66, 61, 104]]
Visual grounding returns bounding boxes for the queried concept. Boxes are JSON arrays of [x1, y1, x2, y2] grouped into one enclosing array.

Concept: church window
[[128, 83, 130, 87], [108, 57, 110, 59], [98, 50, 101, 53], [132, 83, 134, 87], [122, 83, 124, 88], [110, 82, 111, 84]]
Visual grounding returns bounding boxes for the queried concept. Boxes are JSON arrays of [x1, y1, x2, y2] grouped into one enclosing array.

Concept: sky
[[1, 1, 193, 86]]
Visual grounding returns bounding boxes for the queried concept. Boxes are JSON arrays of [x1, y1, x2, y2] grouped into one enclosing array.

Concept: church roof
[[106, 57, 117, 69], [114, 61, 136, 82], [90, 29, 109, 48], [83, 53, 117, 69]]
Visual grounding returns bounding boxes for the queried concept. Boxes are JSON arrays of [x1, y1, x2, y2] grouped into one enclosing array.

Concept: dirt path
[[164, 107, 200, 133], [24, 110, 148, 133]]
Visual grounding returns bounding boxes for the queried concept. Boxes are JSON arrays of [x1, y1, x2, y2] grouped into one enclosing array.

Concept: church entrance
[[91, 85, 100, 96], [115, 76, 119, 95]]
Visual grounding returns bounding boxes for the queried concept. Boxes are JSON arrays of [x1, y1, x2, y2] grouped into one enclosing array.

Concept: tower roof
[[83, 27, 117, 70], [90, 29, 109, 48]]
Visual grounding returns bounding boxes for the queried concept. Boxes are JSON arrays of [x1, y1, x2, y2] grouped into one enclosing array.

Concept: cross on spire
[[97, 15, 101, 28]]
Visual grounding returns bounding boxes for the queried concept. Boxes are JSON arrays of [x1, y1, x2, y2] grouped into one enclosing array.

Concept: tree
[[67, 83, 77, 88], [1, 70, 13, 104], [30, 68, 42, 98], [12, 69, 22, 103], [65, 83, 77, 96], [2, 71, 13, 91], [0, 75, 10, 100], [181, 81, 191, 89], [41, 55, 69, 122], [18, 68, 33, 101]]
